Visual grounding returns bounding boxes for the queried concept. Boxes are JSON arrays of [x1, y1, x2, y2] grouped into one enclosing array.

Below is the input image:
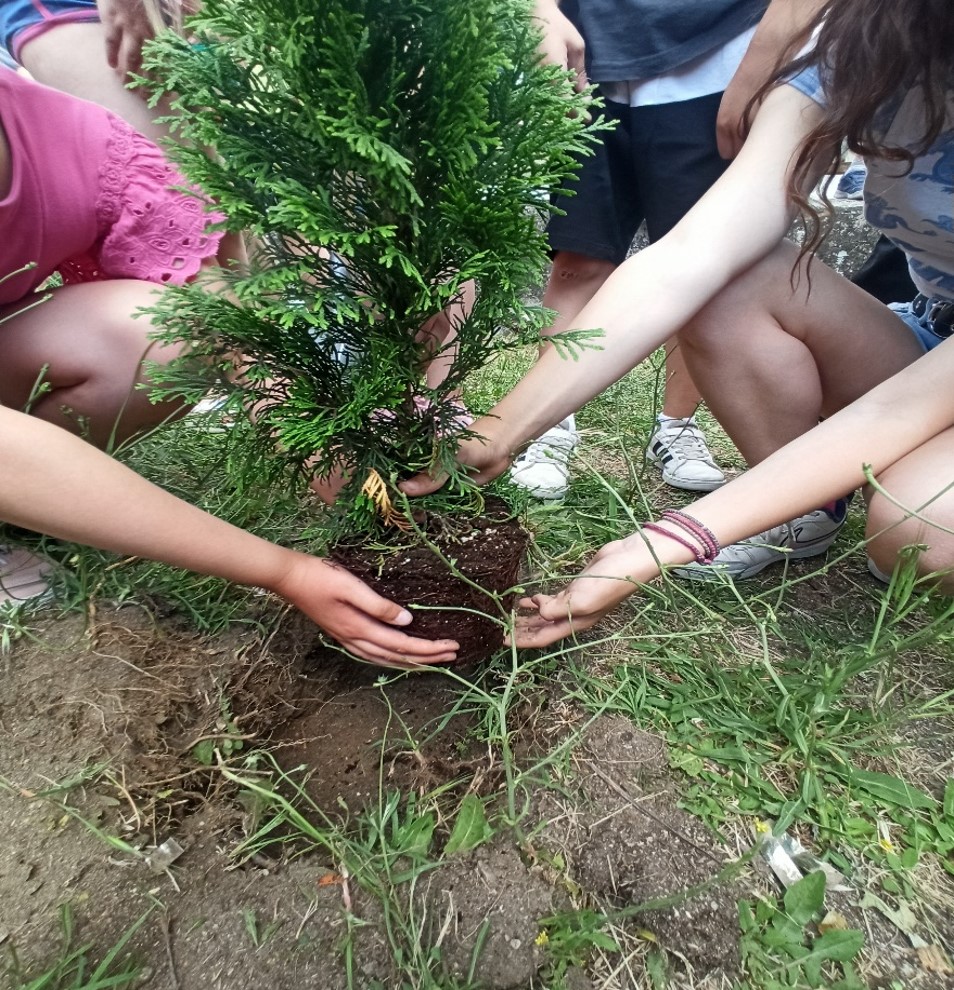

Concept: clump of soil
[[0, 610, 304, 816], [532, 715, 743, 975], [330, 497, 528, 665]]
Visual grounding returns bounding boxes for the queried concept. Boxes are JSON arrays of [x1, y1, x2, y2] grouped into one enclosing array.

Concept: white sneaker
[[674, 500, 848, 582], [510, 417, 579, 500], [0, 545, 53, 608], [867, 556, 892, 584], [646, 417, 725, 492], [187, 394, 235, 433]]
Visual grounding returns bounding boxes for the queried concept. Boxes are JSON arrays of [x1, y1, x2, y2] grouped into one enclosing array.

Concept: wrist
[[248, 543, 309, 599], [623, 527, 697, 572], [471, 414, 521, 461]]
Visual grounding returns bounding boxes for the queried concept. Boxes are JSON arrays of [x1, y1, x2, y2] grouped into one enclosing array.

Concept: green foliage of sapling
[[141, 0, 602, 534]]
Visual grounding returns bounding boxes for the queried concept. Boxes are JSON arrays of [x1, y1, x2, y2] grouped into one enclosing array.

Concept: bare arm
[[403, 83, 826, 494], [514, 339, 954, 647], [0, 406, 457, 667], [717, 0, 827, 159]]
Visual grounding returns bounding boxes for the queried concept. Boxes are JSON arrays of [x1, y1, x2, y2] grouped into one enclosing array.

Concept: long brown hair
[[755, 0, 954, 260]]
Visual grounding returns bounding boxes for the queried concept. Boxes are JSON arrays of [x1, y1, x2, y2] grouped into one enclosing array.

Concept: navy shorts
[[0, 0, 98, 60], [548, 89, 729, 263]]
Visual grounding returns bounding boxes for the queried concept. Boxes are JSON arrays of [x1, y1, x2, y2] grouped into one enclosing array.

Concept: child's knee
[[867, 498, 954, 592], [549, 251, 614, 288]]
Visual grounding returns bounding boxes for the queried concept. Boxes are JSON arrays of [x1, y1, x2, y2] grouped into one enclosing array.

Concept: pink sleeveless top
[[0, 69, 222, 306]]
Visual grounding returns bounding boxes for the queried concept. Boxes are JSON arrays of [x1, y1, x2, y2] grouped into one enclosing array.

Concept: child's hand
[[508, 536, 653, 648], [272, 556, 459, 668], [399, 422, 513, 497], [99, 0, 158, 78], [532, 0, 587, 92]]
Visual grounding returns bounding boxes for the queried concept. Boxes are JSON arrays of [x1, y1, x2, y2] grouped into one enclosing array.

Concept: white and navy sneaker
[[674, 499, 849, 582], [510, 416, 579, 500], [646, 416, 725, 492]]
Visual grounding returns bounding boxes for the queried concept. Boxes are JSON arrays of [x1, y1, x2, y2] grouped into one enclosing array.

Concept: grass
[[222, 753, 487, 989], [737, 872, 866, 990], [3, 904, 150, 990], [3, 344, 953, 987]]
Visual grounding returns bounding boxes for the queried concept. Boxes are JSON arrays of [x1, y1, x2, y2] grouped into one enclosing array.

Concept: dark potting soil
[[329, 498, 529, 665]]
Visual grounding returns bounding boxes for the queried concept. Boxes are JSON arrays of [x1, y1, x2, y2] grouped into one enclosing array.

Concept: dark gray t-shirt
[[562, 0, 768, 81]]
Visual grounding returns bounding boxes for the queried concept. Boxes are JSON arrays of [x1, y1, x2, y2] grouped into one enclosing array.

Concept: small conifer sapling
[[143, 0, 600, 660]]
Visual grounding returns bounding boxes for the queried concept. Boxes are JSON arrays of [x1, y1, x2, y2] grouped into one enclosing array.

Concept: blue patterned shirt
[[788, 64, 954, 301]]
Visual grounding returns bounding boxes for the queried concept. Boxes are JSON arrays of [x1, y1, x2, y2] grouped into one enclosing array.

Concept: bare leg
[[545, 253, 706, 419], [421, 280, 475, 393], [0, 281, 188, 449], [679, 239, 925, 465], [18, 22, 173, 143], [504, 251, 617, 498], [866, 427, 954, 591], [661, 337, 705, 419], [541, 251, 615, 341]]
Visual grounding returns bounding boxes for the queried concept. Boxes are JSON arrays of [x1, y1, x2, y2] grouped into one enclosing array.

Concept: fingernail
[[395, 610, 412, 626]]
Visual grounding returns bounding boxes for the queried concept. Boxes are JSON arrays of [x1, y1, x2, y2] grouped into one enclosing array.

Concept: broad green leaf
[[445, 794, 492, 855], [669, 750, 704, 777], [849, 770, 936, 810], [646, 948, 668, 990], [806, 929, 865, 963], [192, 739, 215, 766], [900, 846, 919, 869], [396, 813, 435, 860], [587, 930, 620, 952], [783, 871, 826, 928]]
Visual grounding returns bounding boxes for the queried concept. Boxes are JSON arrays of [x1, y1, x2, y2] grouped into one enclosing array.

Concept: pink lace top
[[0, 69, 223, 306]]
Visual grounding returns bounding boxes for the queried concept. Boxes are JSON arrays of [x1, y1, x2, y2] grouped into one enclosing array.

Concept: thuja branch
[[143, 0, 603, 536]]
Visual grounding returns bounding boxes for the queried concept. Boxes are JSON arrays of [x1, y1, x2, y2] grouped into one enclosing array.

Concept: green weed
[[242, 909, 282, 950], [572, 621, 953, 873], [223, 754, 484, 990], [4, 903, 151, 990], [738, 873, 865, 990]]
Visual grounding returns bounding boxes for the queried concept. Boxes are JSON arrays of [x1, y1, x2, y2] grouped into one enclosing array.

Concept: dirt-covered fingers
[[507, 597, 579, 648]]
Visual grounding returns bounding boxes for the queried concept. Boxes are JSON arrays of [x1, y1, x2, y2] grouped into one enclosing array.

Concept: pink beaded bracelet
[[642, 521, 709, 565], [660, 509, 721, 563]]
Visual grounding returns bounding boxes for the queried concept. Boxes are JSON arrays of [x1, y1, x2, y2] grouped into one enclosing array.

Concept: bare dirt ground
[[1, 598, 951, 989], [0, 607, 747, 989]]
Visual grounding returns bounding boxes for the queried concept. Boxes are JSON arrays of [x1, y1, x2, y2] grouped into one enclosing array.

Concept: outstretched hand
[[273, 555, 459, 669], [509, 535, 653, 648], [400, 428, 513, 497]]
